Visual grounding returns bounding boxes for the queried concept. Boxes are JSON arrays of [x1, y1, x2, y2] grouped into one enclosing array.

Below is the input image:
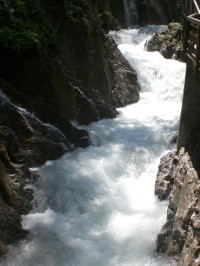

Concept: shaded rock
[[0, 0, 141, 129], [0, 161, 30, 253], [0, 197, 28, 245], [0, 85, 72, 254], [155, 147, 200, 265], [0, 87, 70, 166], [96, 0, 182, 28], [104, 35, 140, 108], [0, 241, 8, 257], [0, 0, 141, 256]]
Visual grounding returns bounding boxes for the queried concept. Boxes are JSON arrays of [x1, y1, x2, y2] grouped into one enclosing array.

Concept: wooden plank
[[189, 30, 198, 41], [189, 25, 199, 34], [186, 0, 190, 14], [186, 51, 196, 61], [187, 14, 200, 26], [193, 0, 200, 14], [187, 42, 197, 54], [195, 25, 200, 76], [189, 33, 198, 42], [189, 29, 198, 37], [184, 19, 191, 51]]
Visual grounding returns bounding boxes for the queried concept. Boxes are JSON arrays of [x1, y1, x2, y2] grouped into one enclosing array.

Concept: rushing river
[[2, 27, 186, 266]]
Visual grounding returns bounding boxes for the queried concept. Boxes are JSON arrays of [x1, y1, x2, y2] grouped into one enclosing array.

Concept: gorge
[[1, 25, 186, 266], [0, 0, 200, 265]]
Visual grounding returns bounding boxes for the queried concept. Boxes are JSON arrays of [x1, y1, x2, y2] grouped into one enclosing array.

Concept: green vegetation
[[98, 11, 117, 30], [0, 0, 58, 52], [65, 0, 91, 25], [160, 23, 183, 44]]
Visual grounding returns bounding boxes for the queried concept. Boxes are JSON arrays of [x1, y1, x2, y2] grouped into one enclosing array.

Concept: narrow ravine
[[1, 26, 186, 266]]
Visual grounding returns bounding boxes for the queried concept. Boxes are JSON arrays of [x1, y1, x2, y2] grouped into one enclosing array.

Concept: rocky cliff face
[[0, 0, 140, 255], [0, 84, 70, 255], [150, 20, 200, 265], [155, 146, 200, 265], [0, 0, 139, 127], [97, 0, 181, 28]]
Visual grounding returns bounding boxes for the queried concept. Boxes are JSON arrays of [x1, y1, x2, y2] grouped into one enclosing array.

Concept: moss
[[160, 23, 183, 45], [0, 0, 58, 52]]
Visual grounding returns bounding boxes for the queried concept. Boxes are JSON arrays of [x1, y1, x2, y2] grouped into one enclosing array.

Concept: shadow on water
[[29, 112, 179, 218]]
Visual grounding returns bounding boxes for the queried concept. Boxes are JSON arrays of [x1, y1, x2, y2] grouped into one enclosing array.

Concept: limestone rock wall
[[0, 0, 139, 129], [149, 18, 200, 265], [0, 85, 73, 255], [155, 147, 200, 265], [97, 0, 181, 28], [0, 0, 140, 255]]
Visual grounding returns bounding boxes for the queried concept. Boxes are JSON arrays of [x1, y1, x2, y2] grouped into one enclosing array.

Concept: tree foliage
[[0, 0, 58, 52]]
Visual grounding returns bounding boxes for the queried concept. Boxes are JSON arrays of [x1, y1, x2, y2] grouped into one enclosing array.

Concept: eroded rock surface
[[0, 86, 70, 255], [155, 147, 200, 265], [147, 23, 184, 61], [104, 35, 140, 108], [0, 0, 141, 257]]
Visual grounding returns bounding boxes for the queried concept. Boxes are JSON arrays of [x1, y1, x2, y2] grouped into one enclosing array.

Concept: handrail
[[187, 13, 200, 25], [192, 0, 200, 15], [186, 0, 200, 15], [184, 0, 200, 76]]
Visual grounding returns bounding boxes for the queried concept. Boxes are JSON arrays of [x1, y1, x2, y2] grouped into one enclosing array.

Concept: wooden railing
[[186, 0, 200, 14], [184, 0, 200, 76]]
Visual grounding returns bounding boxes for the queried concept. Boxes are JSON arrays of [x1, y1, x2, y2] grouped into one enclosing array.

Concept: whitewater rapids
[[1, 26, 186, 266]]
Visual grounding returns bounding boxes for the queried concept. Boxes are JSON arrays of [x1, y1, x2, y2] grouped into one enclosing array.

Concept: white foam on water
[[1, 27, 185, 266]]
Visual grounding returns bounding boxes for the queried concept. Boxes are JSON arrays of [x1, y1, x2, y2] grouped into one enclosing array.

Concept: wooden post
[[186, 0, 190, 14], [184, 19, 190, 52], [194, 25, 200, 76]]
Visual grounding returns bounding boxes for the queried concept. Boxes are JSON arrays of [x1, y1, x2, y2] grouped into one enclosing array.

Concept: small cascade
[[0, 90, 70, 166], [0, 89, 12, 107], [16, 107, 70, 165], [123, 0, 138, 27], [75, 86, 100, 122], [17, 107, 69, 146]]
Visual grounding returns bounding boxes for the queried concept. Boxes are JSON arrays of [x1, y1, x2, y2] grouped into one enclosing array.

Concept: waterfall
[[123, 0, 138, 27], [1, 26, 186, 266], [17, 107, 70, 146]]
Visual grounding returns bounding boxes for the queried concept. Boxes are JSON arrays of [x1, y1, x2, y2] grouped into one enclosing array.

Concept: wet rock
[[104, 35, 140, 108], [0, 161, 29, 254], [155, 147, 200, 265], [0, 0, 141, 256], [0, 85, 72, 254], [147, 23, 185, 61], [0, 197, 28, 244], [155, 151, 177, 200], [0, 88, 70, 166]]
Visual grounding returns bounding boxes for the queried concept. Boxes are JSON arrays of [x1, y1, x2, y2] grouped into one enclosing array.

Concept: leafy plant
[[0, 0, 58, 52], [160, 23, 183, 44], [98, 11, 119, 31], [65, 0, 91, 24]]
